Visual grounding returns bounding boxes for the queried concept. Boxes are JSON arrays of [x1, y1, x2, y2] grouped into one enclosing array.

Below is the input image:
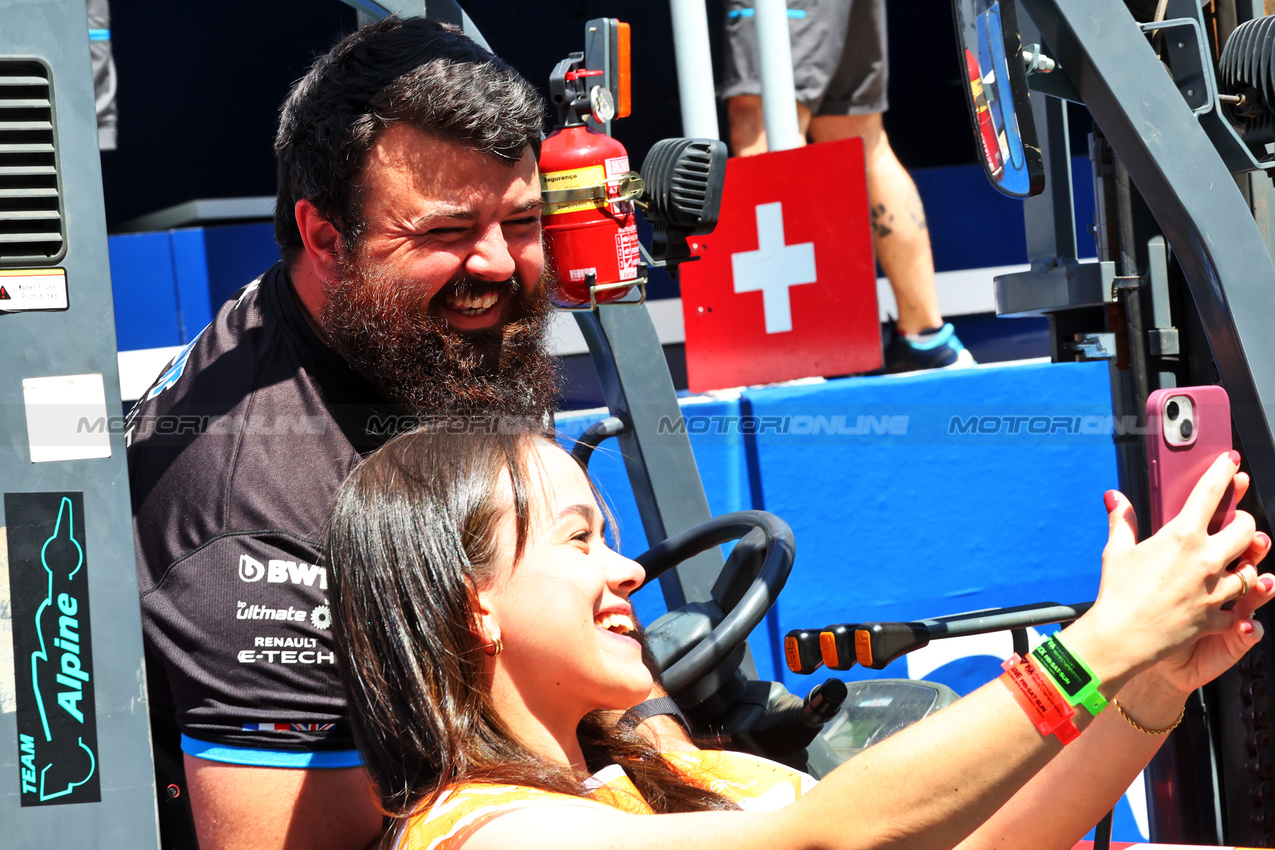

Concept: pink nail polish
[[1230, 450, 1242, 466], [1241, 621, 1256, 636], [1104, 491, 1118, 513], [1262, 576, 1274, 593], [1259, 532, 1272, 550]]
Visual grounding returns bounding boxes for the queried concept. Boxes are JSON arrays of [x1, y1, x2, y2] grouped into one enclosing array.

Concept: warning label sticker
[[0, 269, 68, 313], [615, 225, 640, 280], [541, 165, 608, 216]]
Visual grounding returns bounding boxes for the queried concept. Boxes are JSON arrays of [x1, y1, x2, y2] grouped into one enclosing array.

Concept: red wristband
[[999, 653, 1080, 744]]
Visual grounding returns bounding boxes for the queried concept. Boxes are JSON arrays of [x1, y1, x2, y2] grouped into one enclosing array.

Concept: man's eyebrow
[[409, 197, 544, 228], [410, 204, 476, 226], [514, 197, 546, 213]]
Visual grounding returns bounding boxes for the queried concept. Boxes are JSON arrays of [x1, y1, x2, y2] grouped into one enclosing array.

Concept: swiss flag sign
[[679, 136, 880, 392]]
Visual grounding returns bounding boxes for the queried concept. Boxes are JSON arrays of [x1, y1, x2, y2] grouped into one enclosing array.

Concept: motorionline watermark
[[656, 414, 910, 436], [946, 414, 1146, 436], [61, 411, 552, 446], [635, 408, 1148, 443], [51, 406, 1144, 445]]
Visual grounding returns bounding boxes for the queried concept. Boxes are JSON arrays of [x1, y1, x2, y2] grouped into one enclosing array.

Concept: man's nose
[[465, 224, 517, 281]]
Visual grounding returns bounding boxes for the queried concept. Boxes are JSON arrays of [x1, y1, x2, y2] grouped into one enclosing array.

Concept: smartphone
[[1145, 385, 1236, 534]]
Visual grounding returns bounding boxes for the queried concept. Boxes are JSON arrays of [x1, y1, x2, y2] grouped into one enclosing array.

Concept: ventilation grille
[[0, 60, 63, 263]]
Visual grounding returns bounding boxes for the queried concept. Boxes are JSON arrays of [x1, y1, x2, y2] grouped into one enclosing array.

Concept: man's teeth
[[447, 291, 499, 315], [595, 612, 635, 635]]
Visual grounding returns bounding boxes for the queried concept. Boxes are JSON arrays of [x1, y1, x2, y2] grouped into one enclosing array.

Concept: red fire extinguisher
[[539, 48, 643, 308]]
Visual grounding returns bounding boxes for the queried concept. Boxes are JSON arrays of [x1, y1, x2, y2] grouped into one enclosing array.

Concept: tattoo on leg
[[906, 192, 928, 231], [869, 203, 894, 239]]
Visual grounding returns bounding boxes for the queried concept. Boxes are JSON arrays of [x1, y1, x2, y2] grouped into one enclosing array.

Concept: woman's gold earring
[[483, 636, 504, 658]]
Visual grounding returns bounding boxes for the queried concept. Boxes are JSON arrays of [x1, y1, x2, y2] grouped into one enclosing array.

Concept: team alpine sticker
[[5, 492, 101, 806]]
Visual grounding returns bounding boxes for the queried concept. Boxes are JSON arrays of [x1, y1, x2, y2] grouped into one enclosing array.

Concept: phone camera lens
[[1180, 418, 1194, 440], [1166, 400, 1180, 420]]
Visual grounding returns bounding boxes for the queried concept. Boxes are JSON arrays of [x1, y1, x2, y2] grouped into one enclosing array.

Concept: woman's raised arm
[[456, 453, 1270, 850]]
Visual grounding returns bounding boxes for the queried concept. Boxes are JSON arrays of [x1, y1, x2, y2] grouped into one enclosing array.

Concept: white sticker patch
[[21, 373, 112, 463], [603, 155, 630, 179]]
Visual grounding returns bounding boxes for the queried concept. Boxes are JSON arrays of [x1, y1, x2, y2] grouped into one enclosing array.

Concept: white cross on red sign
[[679, 137, 881, 391], [731, 202, 817, 334]]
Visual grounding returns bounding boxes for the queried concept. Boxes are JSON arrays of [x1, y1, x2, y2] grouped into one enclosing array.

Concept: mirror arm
[[1027, 69, 1082, 103]]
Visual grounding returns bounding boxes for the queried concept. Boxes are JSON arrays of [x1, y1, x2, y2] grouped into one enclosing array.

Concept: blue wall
[[109, 223, 280, 350], [915, 155, 1098, 273]]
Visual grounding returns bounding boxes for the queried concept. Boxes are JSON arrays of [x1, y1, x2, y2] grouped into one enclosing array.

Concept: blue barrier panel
[[107, 230, 182, 350], [914, 156, 1097, 273], [170, 229, 214, 342], [203, 223, 282, 309], [109, 223, 280, 352], [741, 360, 1117, 696]]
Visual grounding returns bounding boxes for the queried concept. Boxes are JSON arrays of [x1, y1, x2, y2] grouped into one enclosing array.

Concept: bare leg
[[726, 95, 811, 156], [809, 113, 942, 335]]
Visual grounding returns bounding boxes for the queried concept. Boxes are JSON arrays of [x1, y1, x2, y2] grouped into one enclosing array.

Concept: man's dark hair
[[274, 17, 546, 266]]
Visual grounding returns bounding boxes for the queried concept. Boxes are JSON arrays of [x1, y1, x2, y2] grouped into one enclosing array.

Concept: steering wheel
[[635, 510, 795, 697]]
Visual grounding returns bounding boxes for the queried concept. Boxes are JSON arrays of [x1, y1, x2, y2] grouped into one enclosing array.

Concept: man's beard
[[320, 249, 560, 419]]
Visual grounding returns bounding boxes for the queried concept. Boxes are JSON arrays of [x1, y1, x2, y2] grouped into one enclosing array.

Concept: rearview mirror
[[952, 0, 1044, 197]]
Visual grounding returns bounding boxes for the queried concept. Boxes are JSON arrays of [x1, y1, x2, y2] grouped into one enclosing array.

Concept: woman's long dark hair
[[327, 422, 738, 826]]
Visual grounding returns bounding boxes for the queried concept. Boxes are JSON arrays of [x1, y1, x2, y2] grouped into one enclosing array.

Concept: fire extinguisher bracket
[[552, 270, 648, 313], [540, 172, 645, 207]]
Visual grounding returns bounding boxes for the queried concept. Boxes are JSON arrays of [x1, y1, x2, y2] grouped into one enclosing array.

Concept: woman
[[327, 423, 1273, 850]]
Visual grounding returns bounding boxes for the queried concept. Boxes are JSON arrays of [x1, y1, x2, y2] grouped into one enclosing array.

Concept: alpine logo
[[237, 555, 327, 589]]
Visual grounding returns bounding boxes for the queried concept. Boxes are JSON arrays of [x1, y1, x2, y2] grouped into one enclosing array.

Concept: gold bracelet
[[1111, 697, 1185, 735]]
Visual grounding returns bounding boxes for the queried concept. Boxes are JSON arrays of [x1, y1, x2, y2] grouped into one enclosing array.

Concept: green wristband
[[1031, 635, 1108, 716]]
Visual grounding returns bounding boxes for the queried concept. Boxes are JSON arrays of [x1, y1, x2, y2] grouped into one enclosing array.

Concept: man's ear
[[294, 199, 343, 283]]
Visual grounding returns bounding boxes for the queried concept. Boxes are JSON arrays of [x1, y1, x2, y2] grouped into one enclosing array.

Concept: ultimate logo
[[5, 493, 101, 806]]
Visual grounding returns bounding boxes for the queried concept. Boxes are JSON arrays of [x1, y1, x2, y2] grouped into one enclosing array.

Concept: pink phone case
[[1145, 385, 1236, 534]]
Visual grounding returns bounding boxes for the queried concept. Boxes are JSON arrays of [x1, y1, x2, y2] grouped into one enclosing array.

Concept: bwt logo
[[237, 555, 328, 590]]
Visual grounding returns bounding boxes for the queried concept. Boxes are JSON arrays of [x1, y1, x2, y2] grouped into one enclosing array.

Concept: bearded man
[[126, 18, 555, 849]]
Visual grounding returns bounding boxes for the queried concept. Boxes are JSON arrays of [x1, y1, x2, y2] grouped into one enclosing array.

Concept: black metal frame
[[0, 1, 159, 846], [992, 0, 1275, 842]]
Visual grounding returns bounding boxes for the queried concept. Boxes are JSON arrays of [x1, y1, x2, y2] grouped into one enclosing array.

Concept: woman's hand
[[1138, 463, 1273, 695], [1071, 453, 1267, 688]]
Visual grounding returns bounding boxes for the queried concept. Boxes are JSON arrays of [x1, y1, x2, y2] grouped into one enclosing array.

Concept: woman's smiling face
[[477, 439, 653, 722]]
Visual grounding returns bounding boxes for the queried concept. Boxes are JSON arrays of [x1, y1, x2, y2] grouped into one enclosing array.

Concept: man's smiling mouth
[[445, 290, 500, 315]]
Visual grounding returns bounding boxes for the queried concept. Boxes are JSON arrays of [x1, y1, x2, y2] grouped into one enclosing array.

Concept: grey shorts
[[720, 0, 889, 116]]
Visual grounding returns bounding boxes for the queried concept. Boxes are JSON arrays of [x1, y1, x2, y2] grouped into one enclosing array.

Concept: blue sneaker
[[881, 323, 976, 373]]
